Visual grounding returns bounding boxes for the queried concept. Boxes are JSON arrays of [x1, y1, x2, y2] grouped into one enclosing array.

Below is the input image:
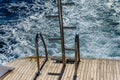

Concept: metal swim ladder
[[46, 0, 80, 66], [35, 0, 80, 79]]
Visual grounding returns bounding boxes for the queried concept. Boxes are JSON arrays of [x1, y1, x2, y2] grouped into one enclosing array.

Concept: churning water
[[0, 0, 120, 64]]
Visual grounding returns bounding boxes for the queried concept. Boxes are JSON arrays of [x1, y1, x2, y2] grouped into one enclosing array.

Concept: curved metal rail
[[35, 33, 48, 79], [74, 34, 80, 76]]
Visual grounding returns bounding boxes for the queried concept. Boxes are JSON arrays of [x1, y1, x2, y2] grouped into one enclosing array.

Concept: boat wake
[[0, 0, 120, 64]]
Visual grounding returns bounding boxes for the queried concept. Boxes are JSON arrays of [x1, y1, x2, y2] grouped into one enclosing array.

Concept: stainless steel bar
[[35, 33, 40, 72], [62, 3, 75, 6], [40, 33, 48, 60], [74, 34, 80, 76], [58, 0, 66, 66], [35, 33, 49, 72], [75, 34, 80, 61], [75, 35, 78, 76], [77, 36, 80, 62], [63, 27, 76, 29], [65, 48, 75, 51], [46, 15, 59, 18]]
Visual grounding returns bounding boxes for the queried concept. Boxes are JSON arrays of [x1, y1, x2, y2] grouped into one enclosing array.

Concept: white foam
[[0, 0, 120, 64]]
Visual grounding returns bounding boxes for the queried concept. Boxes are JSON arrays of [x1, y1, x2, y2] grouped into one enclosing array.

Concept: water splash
[[0, 0, 120, 64]]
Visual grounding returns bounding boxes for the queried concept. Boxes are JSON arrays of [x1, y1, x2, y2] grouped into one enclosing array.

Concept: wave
[[0, 0, 120, 64]]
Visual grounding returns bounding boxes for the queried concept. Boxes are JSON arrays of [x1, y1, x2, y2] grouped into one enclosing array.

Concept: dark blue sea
[[0, 0, 120, 64]]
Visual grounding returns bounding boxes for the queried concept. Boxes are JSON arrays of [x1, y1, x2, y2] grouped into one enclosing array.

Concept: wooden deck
[[1, 57, 120, 80]]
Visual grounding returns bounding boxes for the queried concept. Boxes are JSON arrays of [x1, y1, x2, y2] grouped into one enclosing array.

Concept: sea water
[[0, 0, 120, 64]]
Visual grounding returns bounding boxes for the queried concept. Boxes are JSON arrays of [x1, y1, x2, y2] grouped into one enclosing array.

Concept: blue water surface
[[0, 0, 120, 64]]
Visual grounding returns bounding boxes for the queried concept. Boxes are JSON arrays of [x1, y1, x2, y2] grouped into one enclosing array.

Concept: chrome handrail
[[75, 34, 80, 76], [35, 33, 48, 73], [58, 0, 66, 66]]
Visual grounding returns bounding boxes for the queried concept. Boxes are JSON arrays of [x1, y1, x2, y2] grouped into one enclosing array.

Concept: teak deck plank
[[1, 57, 120, 80]]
